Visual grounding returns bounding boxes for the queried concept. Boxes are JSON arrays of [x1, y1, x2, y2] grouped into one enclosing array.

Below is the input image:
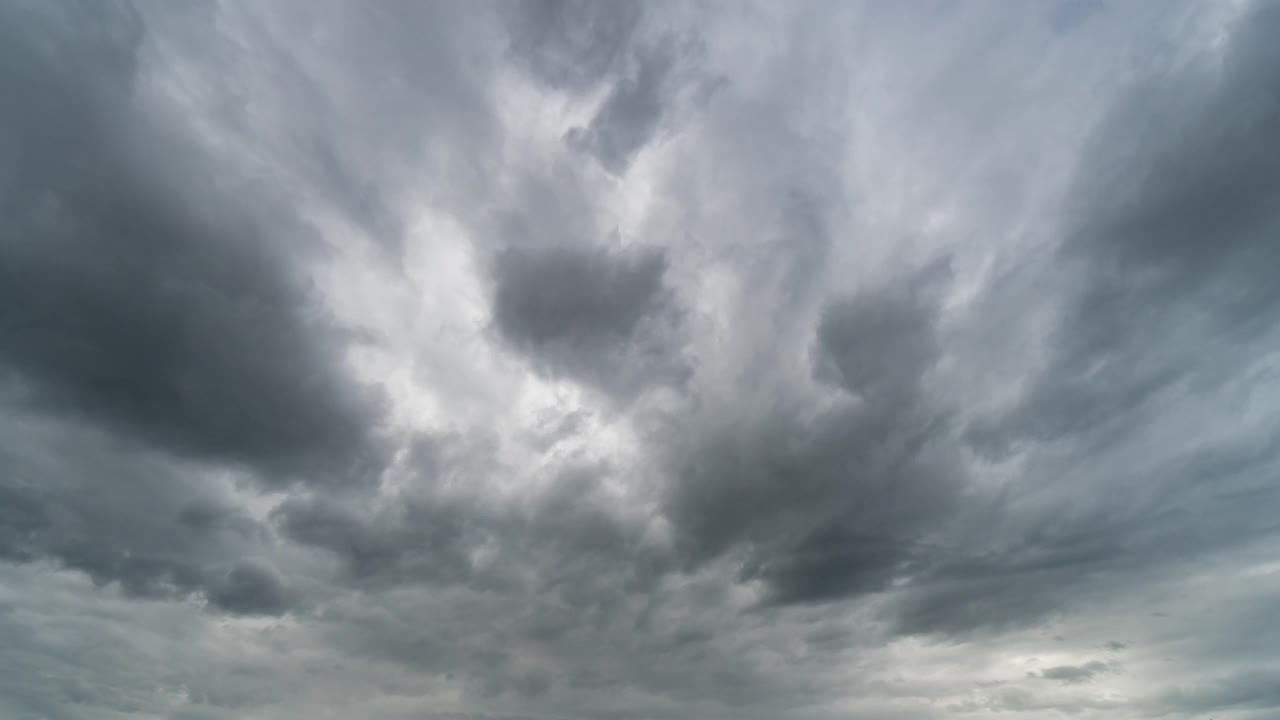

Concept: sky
[[1, 0, 1279, 718]]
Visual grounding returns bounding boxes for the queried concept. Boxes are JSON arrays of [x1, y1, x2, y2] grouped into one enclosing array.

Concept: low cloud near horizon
[[2, 1, 1279, 719]]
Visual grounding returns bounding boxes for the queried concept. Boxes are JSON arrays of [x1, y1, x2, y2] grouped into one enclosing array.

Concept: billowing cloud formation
[[2, 1, 1279, 719]]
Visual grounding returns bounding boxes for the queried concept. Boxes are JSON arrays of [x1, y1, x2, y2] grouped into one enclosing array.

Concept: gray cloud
[[814, 260, 950, 405], [504, 0, 643, 93], [490, 243, 687, 398], [276, 453, 669, 607], [662, 263, 961, 605], [506, 0, 711, 173], [3, 1, 1279, 719], [0, 0, 384, 487], [968, 1, 1280, 458], [275, 492, 492, 589], [1034, 660, 1110, 684], [205, 561, 290, 617], [563, 38, 689, 173], [1149, 669, 1280, 716], [0, 411, 280, 616], [888, 0, 1280, 639]]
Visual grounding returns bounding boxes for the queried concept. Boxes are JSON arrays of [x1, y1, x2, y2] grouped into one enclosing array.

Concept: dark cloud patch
[[493, 245, 667, 344], [662, 264, 961, 605], [814, 259, 950, 405], [490, 243, 687, 398], [1034, 660, 1110, 684], [0, 413, 281, 616], [0, 0, 383, 487], [206, 561, 290, 617]]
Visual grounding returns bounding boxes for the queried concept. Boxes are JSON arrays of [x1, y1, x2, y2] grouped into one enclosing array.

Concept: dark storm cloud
[[662, 263, 961, 605], [490, 243, 687, 397], [0, 0, 383, 486], [205, 561, 290, 617], [0, 413, 283, 616]]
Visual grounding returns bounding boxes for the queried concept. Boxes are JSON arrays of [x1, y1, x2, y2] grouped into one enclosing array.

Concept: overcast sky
[[2, 1, 1279, 718]]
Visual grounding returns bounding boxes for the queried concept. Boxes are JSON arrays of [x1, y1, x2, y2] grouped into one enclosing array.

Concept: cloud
[[1149, 669, 1280, 715], [1034, 660, 1110, 684], [506, 0, 711, 173], [661, 263, 962, 605], [889, 0, 1280, 638], [274, 491, 491, 589], [206, 561, 290, 617], [0, 0, 384, 488], [563, 37, 701, 174], [489, 242, 687, 398], [0, 411, 281, 616], [968, 0, 1280, 458], [504, 0, 643, 93], [3, 1, 1280, 719]]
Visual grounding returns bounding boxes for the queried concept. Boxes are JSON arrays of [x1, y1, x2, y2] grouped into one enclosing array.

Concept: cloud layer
[[2, 1, 1279, 719]]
